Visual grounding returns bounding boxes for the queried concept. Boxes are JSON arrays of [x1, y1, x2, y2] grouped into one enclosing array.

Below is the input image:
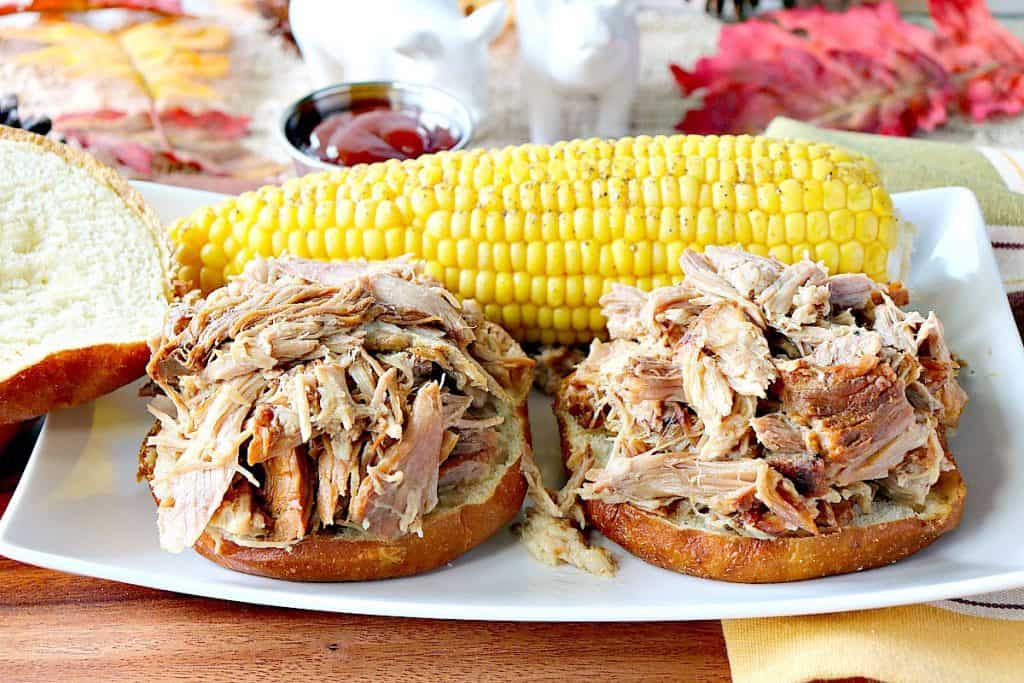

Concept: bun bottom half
[[142, 403, 529, 581], [556, 405, 965, 583]]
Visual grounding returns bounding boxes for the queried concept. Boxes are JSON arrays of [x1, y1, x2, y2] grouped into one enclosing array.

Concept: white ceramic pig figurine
[[289, 0, 507, 125], [518, 0, 639, 144]]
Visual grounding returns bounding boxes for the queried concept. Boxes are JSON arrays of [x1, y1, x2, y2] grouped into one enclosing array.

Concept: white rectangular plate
[[2, 184, 1023, 621]]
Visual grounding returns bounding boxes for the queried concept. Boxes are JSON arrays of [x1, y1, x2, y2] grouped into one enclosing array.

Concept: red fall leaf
[[929, 0, 1024, 121], [0, 0, 182, 15], [672, 0, 1024, 136]]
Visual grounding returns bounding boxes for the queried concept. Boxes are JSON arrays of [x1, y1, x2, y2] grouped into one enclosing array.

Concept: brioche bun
[[0, 127, 169, 423], [555, 401, 965, 583], [140, 403, 529, 581]]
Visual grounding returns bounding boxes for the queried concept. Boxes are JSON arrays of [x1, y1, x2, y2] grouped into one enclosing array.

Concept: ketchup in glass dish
[[308, 102, 458, 166]]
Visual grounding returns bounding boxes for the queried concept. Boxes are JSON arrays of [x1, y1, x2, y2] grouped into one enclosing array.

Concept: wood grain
[[0, 444, 732, 683]]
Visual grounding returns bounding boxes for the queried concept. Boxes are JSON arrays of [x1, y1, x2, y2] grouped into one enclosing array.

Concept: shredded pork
[[144, 258, 532, 552], [560, 246, 967, 540]]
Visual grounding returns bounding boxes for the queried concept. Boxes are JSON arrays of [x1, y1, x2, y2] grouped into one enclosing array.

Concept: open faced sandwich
[[139, 258, 533, 581], [556, 246, 968, 582]]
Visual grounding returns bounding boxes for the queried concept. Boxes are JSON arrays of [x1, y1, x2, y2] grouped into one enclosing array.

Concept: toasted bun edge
[[555, 402, 966, 583], [143, 402, 530, 581], [0, 343, 150, 423]]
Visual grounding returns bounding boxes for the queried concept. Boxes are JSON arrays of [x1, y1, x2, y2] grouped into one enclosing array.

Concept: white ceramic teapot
[[289, 0, 507, 125], [518, 0, 639, 143]]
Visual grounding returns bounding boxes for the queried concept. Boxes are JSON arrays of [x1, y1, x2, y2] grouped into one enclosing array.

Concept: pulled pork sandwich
[[139, 258, 533, 581], [556, 246, 968, 582]]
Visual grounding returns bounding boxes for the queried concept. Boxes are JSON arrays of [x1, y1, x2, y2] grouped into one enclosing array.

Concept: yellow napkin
[[723, 605, 1024, 683]]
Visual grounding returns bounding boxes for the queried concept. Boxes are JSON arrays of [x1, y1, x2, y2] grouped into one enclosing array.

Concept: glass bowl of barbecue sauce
[[280, 81, 474, 174]]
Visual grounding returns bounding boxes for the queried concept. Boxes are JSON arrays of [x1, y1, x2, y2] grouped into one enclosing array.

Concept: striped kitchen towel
[[936, 590, 1024, 619]]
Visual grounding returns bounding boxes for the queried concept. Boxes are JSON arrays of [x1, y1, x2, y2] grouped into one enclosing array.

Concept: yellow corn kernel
[[712, 182, 735, 211], [526, 242, 546, 275], [749, 210, 768, 244], [513, 272, 531, 303], [812, 158, 834, 181], [807, 211, 829, 244], [792, 242, 813, 261], [307, 230, 327, 259], [734, 213, 752, 245], [385, 227, 404, 256], [652, 241, 667, 274], [879, 216, 900, 249], [200, 242, 227, 269], [855, 212, 879, 243], [565, 275, 584, 307], [660, 175, 680, 207], [288, 230, 310, 258], [199, 266, 221, 292], [633, 242, 652, 277], [178, 264, 200, 288], [766, 215, 785, 246], [502, 303, 521, 329], [785, 214, 806, 245], [457, 239, 477, 269], [423, 261, 443, 283], [779, 179, 803, 213], [509, 242, 527, 272], [872, 186, 894, 214], [823, 180, 846, 211], [748, 242, 769, 258], [815, 241, 840, 273], [769, 244, 791, 263], [790, 158, 810, 180], [829, 209, 856, 243], [537, 306, 553, 332], [847, 183, 872, 212], [564, 241, 582, 275], [734, 183, 756, 211], [324, 228, 343, 258], [625, 209, 646, 242], [437, 239, 457, 267], [547, 277, 566, 307], [757, 183, 780, 213], [715, 212, 734, 244], [611, 240, 632, 275], [452, 211, 471, 239], [698, 184, 713, 208], [445, 267, 461, 295], [839, 241, 865, 273], [680, 175, 700, 207], [477, 271, 496, 302], [697, 208, 716, 245], [679, 207, 697, 243], [866, 241, 888, 278]]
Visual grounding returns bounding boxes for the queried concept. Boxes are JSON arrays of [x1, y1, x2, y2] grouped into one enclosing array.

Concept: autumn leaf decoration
[[0, 17, 285, 190], [0, 0, 182, 15], [672, 0, 1024, 136]]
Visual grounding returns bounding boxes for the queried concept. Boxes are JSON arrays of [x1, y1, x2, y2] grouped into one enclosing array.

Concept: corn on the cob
[[168, 134, 901, 344]]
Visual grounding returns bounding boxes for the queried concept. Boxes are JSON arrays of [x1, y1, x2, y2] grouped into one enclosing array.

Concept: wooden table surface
[[0, 429, 732, 682]]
